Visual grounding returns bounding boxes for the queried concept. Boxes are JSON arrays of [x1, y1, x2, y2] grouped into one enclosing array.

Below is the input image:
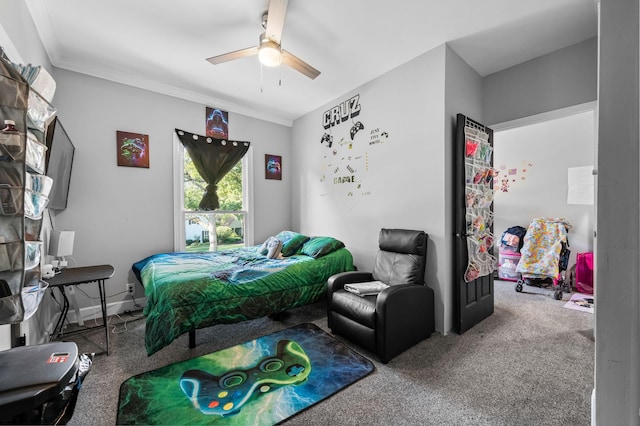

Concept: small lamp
[[49, 230, 75, 266]]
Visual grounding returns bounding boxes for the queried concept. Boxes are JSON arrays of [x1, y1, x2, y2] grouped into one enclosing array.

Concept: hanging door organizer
[[0, 53, 54, 325], [462, 118, 497, 282]]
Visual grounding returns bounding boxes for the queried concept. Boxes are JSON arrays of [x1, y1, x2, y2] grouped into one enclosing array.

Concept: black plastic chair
[[327, 228, 435, 363]]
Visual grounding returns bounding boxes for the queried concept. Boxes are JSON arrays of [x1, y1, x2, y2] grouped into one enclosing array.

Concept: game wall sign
[[320, 93, 364, 149], [117, 130, 149, 168], [317, 92, 392, 207], [322, 94, 361, 129]]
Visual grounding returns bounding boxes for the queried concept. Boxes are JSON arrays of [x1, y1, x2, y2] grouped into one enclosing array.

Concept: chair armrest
[[327, 271, 374, 294], [374, 283, 435, 363], [376, 283, 434, 325], [377, 283, 430, 305]]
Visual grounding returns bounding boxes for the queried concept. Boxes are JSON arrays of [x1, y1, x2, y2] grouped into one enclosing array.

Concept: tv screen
[[44, 118, 75, 210]]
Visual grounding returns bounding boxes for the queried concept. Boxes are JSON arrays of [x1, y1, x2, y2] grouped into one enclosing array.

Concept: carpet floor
[[64, 280, 594, 425]]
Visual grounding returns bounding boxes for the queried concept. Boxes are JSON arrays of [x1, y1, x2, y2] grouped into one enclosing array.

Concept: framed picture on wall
[[205, 106, 229, 140], [116, 131, 149, 168], [265, 154, 282, 180]]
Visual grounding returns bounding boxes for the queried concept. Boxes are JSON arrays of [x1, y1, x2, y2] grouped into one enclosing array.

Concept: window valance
[[175, 129, 250, 210]]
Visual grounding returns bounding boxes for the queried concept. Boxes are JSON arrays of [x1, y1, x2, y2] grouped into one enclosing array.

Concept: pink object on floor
[[575, 252, 594, 294]]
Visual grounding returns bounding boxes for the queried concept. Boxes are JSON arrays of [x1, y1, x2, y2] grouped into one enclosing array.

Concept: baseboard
[[591, 388, 595, 426], [65, 298, 147, 324]]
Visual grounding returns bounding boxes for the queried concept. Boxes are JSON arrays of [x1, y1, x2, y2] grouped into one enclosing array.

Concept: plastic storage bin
[[498, 246, 521, 281]]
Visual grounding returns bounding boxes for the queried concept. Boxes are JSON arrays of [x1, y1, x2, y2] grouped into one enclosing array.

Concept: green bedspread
[[133, 246, 354, 355]]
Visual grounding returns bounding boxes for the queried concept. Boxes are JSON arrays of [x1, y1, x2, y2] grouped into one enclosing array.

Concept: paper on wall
[[567, 165, 594, 205]]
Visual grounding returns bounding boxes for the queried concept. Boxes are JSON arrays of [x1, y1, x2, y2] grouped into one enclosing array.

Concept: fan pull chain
[[260, 64, 264, 93], [279, 65, 282, 87]]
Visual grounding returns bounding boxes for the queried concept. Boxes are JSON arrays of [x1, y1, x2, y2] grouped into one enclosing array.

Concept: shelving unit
[[0, 52, 53, 346]]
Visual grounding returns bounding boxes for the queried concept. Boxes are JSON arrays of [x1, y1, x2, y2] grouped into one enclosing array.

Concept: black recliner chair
[[327, 228, 435, 363]]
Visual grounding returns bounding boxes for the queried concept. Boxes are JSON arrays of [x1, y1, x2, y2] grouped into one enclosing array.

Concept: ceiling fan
[[206, 0, 321, 80]]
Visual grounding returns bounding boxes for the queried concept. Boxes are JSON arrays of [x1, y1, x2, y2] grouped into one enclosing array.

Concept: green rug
[[117, 323, 375, 425]]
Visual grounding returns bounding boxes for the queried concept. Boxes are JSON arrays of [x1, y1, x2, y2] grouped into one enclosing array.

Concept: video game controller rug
[[116, 323, 375, 425]]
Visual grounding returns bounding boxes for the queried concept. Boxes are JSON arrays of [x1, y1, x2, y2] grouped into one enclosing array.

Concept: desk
[[46, 265, 115, 355]]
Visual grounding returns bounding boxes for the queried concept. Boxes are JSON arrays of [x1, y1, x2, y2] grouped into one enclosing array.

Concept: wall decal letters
[[322, 94, 361, 129]]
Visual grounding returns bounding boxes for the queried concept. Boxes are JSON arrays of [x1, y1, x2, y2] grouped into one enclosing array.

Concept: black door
[[453, 114, 494, 333]]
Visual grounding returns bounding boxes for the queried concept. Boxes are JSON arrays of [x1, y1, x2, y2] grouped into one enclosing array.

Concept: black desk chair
[[0, 341, 84, 424], [327, 228, 435, 363]]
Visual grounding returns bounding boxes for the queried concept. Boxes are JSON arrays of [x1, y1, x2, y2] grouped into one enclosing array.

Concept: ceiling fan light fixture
[[258, 34, 282, 67], [207, 2, 320, 80]]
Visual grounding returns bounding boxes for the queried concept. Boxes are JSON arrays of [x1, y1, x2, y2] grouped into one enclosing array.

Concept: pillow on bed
[[259, 236, 283, 259], [301, 236, 345, 258], [259, 238, 272, 255], [274, 230, 310, 257]]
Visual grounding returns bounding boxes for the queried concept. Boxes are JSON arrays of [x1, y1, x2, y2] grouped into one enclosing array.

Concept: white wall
[[292, 45, 449, 333], [493, 110, 595, 270], [50, 68, 291, 312]]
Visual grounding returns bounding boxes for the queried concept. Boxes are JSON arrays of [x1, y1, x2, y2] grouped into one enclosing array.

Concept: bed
[[132, 232, 354, 355]]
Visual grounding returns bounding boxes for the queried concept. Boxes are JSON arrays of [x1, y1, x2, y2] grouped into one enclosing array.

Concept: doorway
[[492, 106, 596, 279]]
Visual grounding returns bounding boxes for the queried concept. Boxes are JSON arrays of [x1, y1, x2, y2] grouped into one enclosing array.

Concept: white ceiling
[[24, 0, 597, 126]]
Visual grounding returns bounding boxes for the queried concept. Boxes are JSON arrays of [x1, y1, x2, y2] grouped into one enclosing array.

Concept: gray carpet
[[64, 280, 594, 425]]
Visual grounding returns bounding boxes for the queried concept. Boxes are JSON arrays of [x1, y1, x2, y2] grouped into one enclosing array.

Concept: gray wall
[[595, 0, 639, 423], [290, 44, 484, 334], [291, 45, 451, 332], [51, 68, 292, 310], [0, 5, 291, 342], [0, 3, 293, 337], [0, 0, 50, 72], [483, 37, 597, 126], [444, 45, 484, 331]]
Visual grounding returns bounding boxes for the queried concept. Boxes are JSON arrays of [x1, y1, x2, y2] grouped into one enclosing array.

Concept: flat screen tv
[[44, 117, 75, 210]]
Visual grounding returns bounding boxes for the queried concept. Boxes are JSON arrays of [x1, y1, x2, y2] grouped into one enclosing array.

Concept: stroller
[[515, 217, 572, 300]]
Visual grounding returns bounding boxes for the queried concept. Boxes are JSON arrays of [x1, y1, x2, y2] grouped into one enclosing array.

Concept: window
[[173, 134, 253, 252]]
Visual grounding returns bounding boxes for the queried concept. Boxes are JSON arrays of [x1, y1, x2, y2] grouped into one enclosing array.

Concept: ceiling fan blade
[[206, 46, 259, 65], [265, 0, 288, 44], [282, 50, 321, 79]]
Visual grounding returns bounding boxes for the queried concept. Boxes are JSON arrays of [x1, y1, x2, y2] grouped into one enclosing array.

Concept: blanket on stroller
[[516, 217, 571, 280]]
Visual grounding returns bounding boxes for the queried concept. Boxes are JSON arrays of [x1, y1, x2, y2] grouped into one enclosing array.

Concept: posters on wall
[[205, 107, 229, 139], [116, 130, 149, 168], [265, 154, 282, 180]]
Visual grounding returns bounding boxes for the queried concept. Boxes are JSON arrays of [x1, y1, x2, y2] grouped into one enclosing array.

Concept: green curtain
[[176, 129, 250, 210]]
